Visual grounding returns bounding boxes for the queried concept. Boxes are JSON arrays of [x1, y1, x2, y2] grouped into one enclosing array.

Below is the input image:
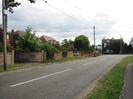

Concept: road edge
[[73, 63, 116, 99]]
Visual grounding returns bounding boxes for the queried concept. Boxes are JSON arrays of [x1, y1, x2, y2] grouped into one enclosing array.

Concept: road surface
[[0, 55, 127, 99]]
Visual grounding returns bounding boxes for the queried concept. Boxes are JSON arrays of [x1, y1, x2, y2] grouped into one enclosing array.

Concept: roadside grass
[[88, 56, 133, 99], [0, 56, 88, 73], [45, 56, 85, 63], [0, 64, 25, 73]]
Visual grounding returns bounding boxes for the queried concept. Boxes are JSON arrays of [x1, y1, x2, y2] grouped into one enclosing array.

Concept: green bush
[[0, 44, 13, 52], [16, 26, 42, 52], [40, 43, 59, 60]]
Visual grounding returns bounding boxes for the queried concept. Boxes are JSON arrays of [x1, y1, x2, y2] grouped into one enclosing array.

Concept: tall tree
[[128, 43, 132, 53], [102, 38, 124, 54], [74, 35, 90, 51]]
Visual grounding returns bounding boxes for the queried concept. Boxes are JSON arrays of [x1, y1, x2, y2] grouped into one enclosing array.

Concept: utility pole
[[2, 0, 21, 71], [93, 26, 96, 51], [2, 0, 7, 71]]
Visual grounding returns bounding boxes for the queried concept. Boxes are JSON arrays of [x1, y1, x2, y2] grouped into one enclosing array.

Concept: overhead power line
[[43, 0, 90, 28]]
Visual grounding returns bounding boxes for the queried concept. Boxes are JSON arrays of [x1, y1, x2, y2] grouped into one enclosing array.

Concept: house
[[102, 38, 124, 54], [8, 30, 24, 48], [96, 44, 102, 51], [40, 35, 59, 45], [0, 25, 11, 50]]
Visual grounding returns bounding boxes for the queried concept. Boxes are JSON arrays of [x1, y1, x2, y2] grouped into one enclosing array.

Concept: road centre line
[[10, 68, 72, 88], [83, 57, 108, 66], [83, 60, 97, 66]]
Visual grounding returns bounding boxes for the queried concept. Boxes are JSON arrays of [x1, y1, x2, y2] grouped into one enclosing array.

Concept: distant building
[[0, 25, 11, 49], [96, 44, 102, 51], [8, 30, 24, 48], [102, 38, 124, 54], [40, 35, 59, 45]]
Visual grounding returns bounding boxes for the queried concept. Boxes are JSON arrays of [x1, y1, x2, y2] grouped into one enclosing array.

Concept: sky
[[0, 0, 133, 45]]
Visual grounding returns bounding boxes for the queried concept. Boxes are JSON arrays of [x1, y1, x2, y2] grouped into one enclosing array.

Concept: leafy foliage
[[61, 39, 75, 51], [16, 26, 60, 60], [40, 43, 59, 60], [102, 38, 133, 54], [16, 26, 41, 52], [40, 43, 59, 53], [109, 39, 123, 54], [130, 37, 133, 47], [74, 35, 90, 51]]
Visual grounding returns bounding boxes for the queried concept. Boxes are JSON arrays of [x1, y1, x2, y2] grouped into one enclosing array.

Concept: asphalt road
[[0, 55, 128, 99]]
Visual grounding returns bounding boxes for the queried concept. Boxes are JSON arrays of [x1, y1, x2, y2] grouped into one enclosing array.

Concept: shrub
[[16, 26, 41, 52], [40, 43, 59, 60]]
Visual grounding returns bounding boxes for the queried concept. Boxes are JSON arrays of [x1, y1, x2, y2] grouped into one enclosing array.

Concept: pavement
[[121, 64, 133, 99], [0, 55, 128, 99]]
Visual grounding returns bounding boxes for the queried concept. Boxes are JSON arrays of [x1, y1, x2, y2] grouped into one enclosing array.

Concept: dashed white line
[[83, 61, 97, 66], [10, 68, 72, 88]]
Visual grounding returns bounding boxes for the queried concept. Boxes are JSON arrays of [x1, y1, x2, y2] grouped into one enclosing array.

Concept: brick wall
[[54, 52, 62, 60], [78, 51, 97, 57], [15, 51, 46, 62], [0, 50, 14, 65], [67, 51, 73, 57]]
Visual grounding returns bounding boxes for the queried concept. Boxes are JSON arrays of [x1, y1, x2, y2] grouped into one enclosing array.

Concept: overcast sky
[[0, 0, 133, 45]]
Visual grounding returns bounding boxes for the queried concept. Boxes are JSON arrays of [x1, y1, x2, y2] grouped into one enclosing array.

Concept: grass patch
[[0, 56, 87, 73], [45, 56, 85, 63], [0, 64, 29, 73], [88, 56, 133, 99]]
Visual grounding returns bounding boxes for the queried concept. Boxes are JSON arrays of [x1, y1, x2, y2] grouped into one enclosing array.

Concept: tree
[[110, 40, 120, 54], [128, 44, 132, 53], [61, 39, 75, 51], [74, 35, 90, 51], [127, 38, 133, 53], [122, 43, 128, 54], [89, 45, 95, 52], [16, 26, 41, 52], [130, 38, 133, 45]]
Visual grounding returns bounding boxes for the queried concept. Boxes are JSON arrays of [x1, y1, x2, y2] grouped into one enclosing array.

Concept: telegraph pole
[[1, 0, 22, 71], [2, 0, 7, 71], [93, 26, 96, 51]]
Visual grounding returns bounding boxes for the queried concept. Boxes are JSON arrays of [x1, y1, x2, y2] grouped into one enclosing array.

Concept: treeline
[[1, 26, 97, 60], [14, 27, 94, 52], [102, 38, 133, 54]]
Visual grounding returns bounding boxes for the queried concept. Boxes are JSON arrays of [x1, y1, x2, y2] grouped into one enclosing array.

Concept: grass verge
[[0, 64, 26, 73], [0, 56, 87, 73], [45, 56, 85, 63], [88, 56, 133, 99]]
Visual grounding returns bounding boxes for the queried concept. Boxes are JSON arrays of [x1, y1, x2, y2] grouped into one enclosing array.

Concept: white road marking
[[10, 68, 72, 88], [83, 57, 107, 66], [83, 61, 97, 66]]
